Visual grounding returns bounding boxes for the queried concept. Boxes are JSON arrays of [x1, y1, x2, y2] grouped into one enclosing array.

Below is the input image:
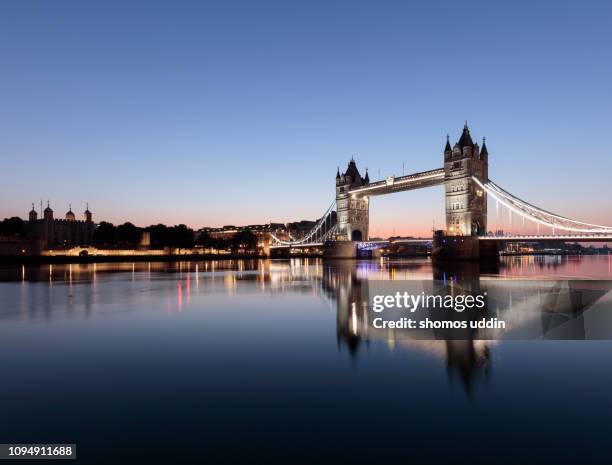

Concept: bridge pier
[[323, 241, 358, 259], [269, 247, 292, 258], [479, 239, 500, 260], [431, 232, 499, 261]]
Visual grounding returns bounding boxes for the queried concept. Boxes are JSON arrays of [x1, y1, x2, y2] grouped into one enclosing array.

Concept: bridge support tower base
[[432, 232, 499, 262], [323, 241, 358, 259], [479, 240, 500, 261], [269, 247, 292, 258]]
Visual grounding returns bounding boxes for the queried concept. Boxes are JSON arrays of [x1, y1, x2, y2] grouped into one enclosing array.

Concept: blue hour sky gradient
[[1, 0, 611, 237]]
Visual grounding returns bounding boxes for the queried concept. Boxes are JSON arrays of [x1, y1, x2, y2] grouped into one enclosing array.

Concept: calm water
[[1, 255, 612, 464]]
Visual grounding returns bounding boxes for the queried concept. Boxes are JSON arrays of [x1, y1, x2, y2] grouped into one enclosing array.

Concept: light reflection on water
[[0, 255, 612, 463], [3, 254, 611, 283], [2, 255, 611, 321]]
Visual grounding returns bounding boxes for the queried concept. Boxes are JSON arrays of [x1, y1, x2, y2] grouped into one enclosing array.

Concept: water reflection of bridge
[[323, 261, 489, 391], [313, 259, 612, 392], [3, 257, 611, 393]]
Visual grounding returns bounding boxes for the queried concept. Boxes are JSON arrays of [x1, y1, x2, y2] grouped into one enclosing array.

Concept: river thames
[[1, 255, 611, 463]]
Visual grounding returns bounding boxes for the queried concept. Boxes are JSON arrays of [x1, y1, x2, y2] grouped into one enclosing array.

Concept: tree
[[195, 230, 232, 253], [167, 224, 194, 249], [146, 224, 169, 249], [231, 229, 258, 252], [0, 217, 26, 237], [145, 224, 194, 251], [195, 230, 214, 248], [93, 221, 117, 246], [213, 237, 230, 253], [116, 222, 141, 248]]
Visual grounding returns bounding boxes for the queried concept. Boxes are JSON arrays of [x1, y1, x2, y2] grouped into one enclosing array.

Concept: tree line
[[0, 217, 26, 237], [93, 222, 258, 252]]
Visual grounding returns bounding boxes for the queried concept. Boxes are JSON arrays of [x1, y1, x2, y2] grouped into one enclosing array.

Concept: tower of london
[[27, 202, 95, 248]]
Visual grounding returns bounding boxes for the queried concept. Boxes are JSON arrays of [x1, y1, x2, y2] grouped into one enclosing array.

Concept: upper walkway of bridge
[[348, 168, 444, 196]]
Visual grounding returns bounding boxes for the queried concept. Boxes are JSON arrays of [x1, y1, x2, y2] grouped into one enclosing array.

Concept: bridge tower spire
[[444, 134, 452, 161], [444, 123, 488, 236]]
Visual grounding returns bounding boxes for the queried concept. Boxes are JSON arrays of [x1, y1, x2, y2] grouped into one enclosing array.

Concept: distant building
[[198, 221, 327, 249], [27, 202, 95, 248], [285, 220, 318, 238], [198, 223, 286, 248]]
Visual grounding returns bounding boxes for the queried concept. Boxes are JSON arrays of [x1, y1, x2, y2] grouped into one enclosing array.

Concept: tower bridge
[[270, 123, 612, 259]]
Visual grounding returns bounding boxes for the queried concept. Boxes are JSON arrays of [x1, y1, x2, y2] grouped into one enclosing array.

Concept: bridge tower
[[444, 123, 488, 236], [336, 158, 370, 241]]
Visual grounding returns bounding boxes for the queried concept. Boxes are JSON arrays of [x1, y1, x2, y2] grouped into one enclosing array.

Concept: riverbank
[[0, 253, 267, 264]]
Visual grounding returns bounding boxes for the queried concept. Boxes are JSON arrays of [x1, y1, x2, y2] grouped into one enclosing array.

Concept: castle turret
[[44, 201, 53, 221], [43, 201, 54, 246], [84, 204, 92, 223], [29, 203, 38, 222], [65, 205, 75, 221]]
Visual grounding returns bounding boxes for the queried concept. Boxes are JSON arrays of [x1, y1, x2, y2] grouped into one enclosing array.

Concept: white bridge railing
[[473, 177, 612, 234], [270, 200, 337, 247]]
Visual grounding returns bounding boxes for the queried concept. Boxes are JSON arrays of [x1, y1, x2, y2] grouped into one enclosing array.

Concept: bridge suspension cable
[[473, 177, 612, 234], [269, 200, 337, 246]]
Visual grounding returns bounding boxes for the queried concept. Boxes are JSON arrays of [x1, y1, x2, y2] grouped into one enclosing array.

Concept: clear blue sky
[[1, 0, 610, 236]]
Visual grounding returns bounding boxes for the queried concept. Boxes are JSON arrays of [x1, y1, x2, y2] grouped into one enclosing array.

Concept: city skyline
[[1, 1, 611, 237]]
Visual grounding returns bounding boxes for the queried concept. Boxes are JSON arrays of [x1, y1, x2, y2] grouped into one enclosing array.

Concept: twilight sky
[[1, 0, 611, 237]]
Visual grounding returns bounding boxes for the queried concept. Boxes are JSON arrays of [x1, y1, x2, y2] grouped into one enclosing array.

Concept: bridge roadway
[[269, 238, 432, 250], [270, 234, 612, 251]]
